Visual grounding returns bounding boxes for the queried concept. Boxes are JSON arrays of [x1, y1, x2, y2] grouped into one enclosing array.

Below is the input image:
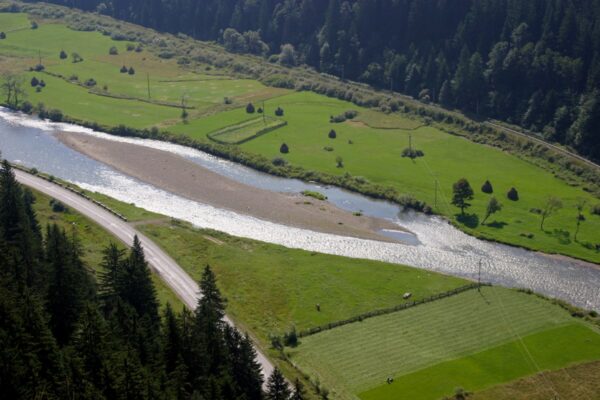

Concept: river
[[0, 108, 598, 310]]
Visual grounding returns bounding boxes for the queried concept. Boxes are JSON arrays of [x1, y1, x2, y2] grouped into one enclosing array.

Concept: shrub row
[[295, 283, 491, 339]]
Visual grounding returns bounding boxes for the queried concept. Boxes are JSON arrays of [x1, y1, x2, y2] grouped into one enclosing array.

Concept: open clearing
[[1, 12, 599, 262], [289, 287, 598, 399]]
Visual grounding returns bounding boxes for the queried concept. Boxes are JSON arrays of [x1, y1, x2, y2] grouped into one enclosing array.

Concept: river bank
[[56, 131, 402, 243]]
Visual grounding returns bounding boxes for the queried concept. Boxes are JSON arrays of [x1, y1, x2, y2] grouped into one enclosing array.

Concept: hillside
[[27, 0, 600, 161]]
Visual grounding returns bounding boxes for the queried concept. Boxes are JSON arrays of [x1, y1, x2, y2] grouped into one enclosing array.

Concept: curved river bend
[[1, 108, 599, 311]]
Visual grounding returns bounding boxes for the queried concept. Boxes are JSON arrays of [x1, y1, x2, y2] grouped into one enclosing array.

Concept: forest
[[24, 0, 600, 161], [0, 160, 301, 400]]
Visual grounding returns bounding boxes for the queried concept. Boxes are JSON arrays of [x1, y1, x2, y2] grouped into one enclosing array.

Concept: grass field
[[1, 12, 598, 263], [288, 287, 595, 399], [471, 360, 600, 400], [360, 324, 600, 400], [208, 115, 286, 144], [31, 188, 183, 310]]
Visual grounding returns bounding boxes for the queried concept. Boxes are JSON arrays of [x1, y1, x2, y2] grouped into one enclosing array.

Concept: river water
[[1, 108, 598, 310]]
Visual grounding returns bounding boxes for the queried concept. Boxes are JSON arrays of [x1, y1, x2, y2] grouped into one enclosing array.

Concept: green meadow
[[1, 12, 598, 262], [289, 287, 600, 399], [360, 324, 600, 400]]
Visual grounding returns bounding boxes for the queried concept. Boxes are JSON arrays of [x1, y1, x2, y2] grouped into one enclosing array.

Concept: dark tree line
[[0, 160, 290, 399], [26, 0, 600, 160]]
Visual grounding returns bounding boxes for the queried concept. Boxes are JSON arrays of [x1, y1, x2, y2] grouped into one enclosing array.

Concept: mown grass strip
[[290, 287, 576, 397], [359, 323, 600, 400], [297, 283, 490, 338]]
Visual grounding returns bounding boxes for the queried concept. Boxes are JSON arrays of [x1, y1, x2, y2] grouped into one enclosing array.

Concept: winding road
[[14, 169, 276, 383]]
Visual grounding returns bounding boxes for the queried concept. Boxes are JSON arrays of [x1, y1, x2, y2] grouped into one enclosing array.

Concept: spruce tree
[[291, 378, 305, 400], [266, 368, 290, 400], [120, 236, 160, 325], [45, 224, 91, 345]]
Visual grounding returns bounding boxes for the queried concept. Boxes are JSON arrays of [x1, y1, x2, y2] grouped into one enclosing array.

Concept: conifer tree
[[266, 368, 290, 400]]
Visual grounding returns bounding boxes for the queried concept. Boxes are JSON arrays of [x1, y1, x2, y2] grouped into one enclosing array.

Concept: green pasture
[[240, 91, 600, 263], [32, 188, 183, 310], [360, 324, 600, 400], [289, 287, 582, 399], [24, 71, 179, 128], [135, 221, 465, 343], [208, 115, 285, 144]]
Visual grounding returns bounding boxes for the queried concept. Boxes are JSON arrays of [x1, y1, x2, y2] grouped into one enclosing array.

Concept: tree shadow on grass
[[485, 221, 507, 229], [549, 228, 571, 245], [456, 213, 479, 228]]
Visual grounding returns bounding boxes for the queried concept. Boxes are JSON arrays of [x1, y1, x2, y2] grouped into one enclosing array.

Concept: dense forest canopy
[[23, 0, 600, 160]]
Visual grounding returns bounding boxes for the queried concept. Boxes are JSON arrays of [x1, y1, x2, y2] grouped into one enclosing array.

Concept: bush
[[20, 101, 33, 114], [271, 157, 288, 167], [336, 156, 344, 168], [507, 187, 519, 201], [72, 52, 83, 63], [126, 43, 135, 51], [323, 146, 334, 152], [51, 200, 67, 213], [59, 50, 67, 59], [302, 191, 327, 201], [109, 46, 118, 55], [39, 80, 46, 88], [68, 74, 78, 81], [30, 77, 39, 87], [401, 148, 424, 158], [31, 21, 38, 29], [128, 67, 135, 75], [120, 65, 128, 73], [47, 109, 63, 122], [0, 32, 5, 40], [328, 129, 337, 139], [223, 97, 232, 104], [592, 204, 600, 216], [246, 103, 255, 113], [135, 45, 143, 52], [257, 107, 263, 113], [275, 106, 284, 116], [481, 180, 493, 194], [280, 143, 289, 154], [33, 64, 44, 72], [84, 78, 97, 87]]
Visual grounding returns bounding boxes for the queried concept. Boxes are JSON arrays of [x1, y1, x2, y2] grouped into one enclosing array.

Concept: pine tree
[[266, 368, 290, 400], [98, 242, 126, 308], [291, 378, 305, 400], [120, 236, 160, 325], [194, 265, 227, 376], [45, 224, 92, 345]]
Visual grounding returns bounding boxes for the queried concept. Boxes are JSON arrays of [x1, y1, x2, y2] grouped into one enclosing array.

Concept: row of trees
[[0, 160, 303, 399], [451, 177, 589, 238], [35, 0, 600, 160]]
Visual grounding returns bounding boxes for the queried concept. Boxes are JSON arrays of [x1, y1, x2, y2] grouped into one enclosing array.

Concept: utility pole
[[409, 133, 413, 152], [262, 101, 266, 125], [38, 50, 42, 66], [147, 73, 151, 99]]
